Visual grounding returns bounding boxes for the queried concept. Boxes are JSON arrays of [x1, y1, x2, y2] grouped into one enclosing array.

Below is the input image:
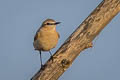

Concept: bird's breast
[[34, 29, 59, 51]]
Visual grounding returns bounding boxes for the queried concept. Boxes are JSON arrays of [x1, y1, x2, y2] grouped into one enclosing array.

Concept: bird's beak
[[55, 22, 61, 25]]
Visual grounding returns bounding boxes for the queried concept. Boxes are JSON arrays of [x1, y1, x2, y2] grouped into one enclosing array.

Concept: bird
[[33, 19, 61, 68]]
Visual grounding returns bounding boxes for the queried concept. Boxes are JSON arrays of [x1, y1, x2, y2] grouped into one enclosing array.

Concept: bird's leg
[[49, 50, 53, 62], [39, 51, 43, 68], [49, 50, 52, 56]]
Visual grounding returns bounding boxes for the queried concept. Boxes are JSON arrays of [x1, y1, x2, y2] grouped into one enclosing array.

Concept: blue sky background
[[0, 0, 120, 80]]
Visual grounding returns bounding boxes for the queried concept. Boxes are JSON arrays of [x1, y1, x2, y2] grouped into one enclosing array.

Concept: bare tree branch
[[31, 0, 120, 80]]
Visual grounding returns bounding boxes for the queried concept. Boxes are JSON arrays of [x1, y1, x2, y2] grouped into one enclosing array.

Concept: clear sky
[[0, 0, 120, 80]]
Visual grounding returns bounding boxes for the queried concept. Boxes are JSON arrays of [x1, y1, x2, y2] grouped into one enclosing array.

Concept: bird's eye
[[46, 23, 55, 25], [46, 23, 51, 25]]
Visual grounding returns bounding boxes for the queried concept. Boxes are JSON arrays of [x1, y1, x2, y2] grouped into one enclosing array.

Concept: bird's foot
[[50, 56, 54, 62], [40, 64, 45, 70]]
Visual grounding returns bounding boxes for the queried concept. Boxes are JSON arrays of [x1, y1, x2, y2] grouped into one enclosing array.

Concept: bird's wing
[[34, 26, 42, 41], [34, 32, 38, 41]]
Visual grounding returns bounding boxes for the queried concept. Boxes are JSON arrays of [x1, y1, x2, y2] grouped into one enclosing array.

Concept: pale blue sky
[[0, 0, 120, 80]]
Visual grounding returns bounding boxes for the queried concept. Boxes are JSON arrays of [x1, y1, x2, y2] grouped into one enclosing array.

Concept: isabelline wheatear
[[33, 19, 61, 67]]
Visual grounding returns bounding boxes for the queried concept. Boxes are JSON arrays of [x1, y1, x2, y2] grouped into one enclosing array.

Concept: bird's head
[[42, 19, 61, 28]]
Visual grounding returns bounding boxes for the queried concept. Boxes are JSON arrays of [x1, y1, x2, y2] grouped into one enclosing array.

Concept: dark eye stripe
[[46, 23, 55, 25]]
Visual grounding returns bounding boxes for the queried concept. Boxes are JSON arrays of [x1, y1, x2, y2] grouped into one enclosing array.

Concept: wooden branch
[[31, 0, 120, 80]]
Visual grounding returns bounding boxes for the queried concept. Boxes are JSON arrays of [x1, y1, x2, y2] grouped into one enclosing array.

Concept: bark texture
[[31, 0, 120, 80]]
